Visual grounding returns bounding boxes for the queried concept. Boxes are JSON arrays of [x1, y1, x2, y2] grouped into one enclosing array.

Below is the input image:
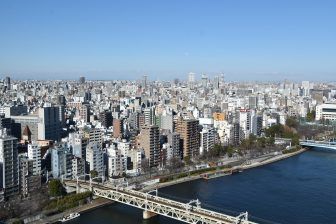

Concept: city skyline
[[1, 0, 336, 81]]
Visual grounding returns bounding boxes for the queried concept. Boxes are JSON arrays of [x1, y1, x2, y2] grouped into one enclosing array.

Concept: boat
[[59, 213, 80, 222], [232, 168, 244, 174]]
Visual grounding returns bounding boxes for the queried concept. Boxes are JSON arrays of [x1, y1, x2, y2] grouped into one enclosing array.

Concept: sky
[[0, 0, 335, 81]]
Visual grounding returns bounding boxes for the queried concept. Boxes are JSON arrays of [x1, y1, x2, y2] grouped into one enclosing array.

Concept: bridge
[[64, 179, 257, 224], [300, 140, 336, 151]]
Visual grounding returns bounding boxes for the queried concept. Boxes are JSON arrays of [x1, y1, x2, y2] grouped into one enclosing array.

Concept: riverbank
[[32, 198, 114, 224], [145, 148, 307, 191], [241, 148, 307, 170], [30, 148, 307, 223]]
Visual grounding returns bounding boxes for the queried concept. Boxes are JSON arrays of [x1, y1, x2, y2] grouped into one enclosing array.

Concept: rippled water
[[67, 150, 336, 224]]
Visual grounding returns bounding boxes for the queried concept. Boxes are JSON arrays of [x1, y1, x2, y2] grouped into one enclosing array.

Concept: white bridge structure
[[300, 140, 336, 151], [64, 179, 257, 224]]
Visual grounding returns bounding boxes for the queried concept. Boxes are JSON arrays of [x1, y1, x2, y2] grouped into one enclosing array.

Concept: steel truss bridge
[[64, 180, 257, 224], [300, 140, 336, 150]]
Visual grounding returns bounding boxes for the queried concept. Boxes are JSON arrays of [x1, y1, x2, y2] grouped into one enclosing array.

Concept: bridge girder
[[64, 180, 256, 224]]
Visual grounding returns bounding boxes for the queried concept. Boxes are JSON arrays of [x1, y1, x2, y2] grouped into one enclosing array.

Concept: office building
[[316, 104, 336, 121], [0, 105, 28, 118], [11, 115, 39, 141], [38, 107, 62, 141]]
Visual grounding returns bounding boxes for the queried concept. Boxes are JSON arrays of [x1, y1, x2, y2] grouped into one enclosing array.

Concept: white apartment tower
[[27, 142, 41, 175], [144, 107, 155, 125], [199, 127, 215, 155], [86, 142, 105, 177], [106, 145, 127, 178]]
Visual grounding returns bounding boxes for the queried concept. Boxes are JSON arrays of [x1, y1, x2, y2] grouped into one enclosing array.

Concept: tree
[[141, 159, 150, 173], [265, 124, 284, 137], [207, 144, 225, 158], [292, 135, 300, 146], [48, 179, 66, 197], [90, 170, 98, 178], [226, 146, 234, 157], [183, 155, 192, 165], [240, 139, 251, 151], [286, 117, 298, 129], [267, 136, 275, 146], [306, 110, 316, 122], [248, 134, 257, 146], [167, 157, 184, 172], [257, 137, 266, 148]]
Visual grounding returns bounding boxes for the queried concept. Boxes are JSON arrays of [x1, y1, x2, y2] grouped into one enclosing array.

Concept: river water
[[67, 150, 336, 224]]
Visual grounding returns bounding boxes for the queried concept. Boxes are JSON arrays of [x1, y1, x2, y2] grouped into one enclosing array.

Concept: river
[[67, 150, 336, 224]]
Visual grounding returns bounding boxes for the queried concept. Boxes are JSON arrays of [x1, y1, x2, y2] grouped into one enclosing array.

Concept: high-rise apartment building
[[27, 142, 41, 175], [69, 132, 88, 160], [79, 104, 90, 123], [99, 111, 113, 128], [87, 128, 103, 148], [239, 109, 251, 139], [199, 127, 215, 155], [144, 107, 155, 125], [18, 155, 41, 197], [51, 145, 72, 179], [86, 142, 105, 177], [4, 76, 11, 90], [0, 129, 19, 197], [251, 115, 263, 136], [160, 113, 173, 132], [71, 157, 85, 178], [106, 145, 127, 178], [79, 76, 85, 84], [139, 125, 160, 167], [201, 74, 208, 88], [113, 119, 123, 139], [249, 96, 258, 109], [174, 118, 200, 158], [188, 72, 195, 89], [167, 132, 181, 159]]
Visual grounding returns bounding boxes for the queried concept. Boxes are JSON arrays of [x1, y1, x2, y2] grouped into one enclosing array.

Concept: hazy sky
[[0, 0, 335, 81]]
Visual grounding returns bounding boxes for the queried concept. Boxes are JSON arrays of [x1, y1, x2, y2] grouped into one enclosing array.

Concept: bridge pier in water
[[143, 210, 157, 219]]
